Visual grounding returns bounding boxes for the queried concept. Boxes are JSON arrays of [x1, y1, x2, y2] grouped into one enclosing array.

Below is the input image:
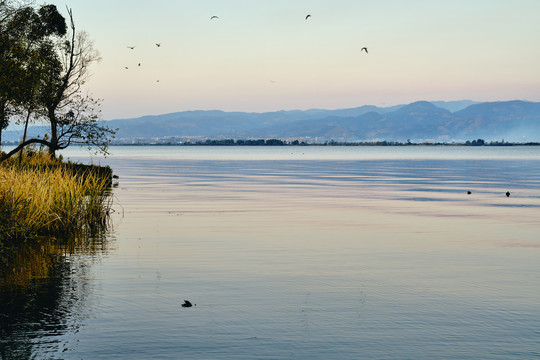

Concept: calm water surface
[[1, 146, 540, 359]]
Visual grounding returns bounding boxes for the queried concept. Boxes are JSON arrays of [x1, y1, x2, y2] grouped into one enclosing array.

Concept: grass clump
[[0, 150, 113, 250]]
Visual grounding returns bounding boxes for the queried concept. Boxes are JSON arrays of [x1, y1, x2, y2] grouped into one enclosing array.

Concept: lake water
[[1, 146, 540, 359]]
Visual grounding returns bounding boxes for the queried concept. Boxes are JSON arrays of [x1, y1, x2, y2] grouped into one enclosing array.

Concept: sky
[[46, 0, 540, 120]]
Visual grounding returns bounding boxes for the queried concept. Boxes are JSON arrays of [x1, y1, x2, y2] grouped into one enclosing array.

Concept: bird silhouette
[[361, 47, 368, 53], [182, 300, 195, 308], [156, 43, 161, 47], [210, 15, 219, 20], [305, 14, 311, 20], [127, 46, 136, 50], [506, 191, 511, 197]]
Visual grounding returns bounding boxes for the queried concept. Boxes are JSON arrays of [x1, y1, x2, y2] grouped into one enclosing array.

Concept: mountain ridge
[[3, 100, 540, 143]]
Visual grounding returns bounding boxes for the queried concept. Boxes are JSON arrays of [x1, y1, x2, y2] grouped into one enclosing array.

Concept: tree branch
[[0, 138, 55, 161]]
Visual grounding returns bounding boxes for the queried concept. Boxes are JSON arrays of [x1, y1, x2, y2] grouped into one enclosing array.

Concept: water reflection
[[3, 147, 540, 359], [0, 230, 113, 358]]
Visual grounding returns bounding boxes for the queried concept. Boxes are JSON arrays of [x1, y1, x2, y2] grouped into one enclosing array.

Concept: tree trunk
[[0, 101, 5, 148], [18, 108, 33, 164], [0, 138, 52, 162], [48, 108, 57, 157]]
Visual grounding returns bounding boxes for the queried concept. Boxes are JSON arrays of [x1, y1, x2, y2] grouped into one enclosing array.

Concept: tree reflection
[[0, 229, 113, 358]]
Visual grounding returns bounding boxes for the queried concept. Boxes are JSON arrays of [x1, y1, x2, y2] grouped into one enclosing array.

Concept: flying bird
[[182, 300, 195, 308], [361, 47, 368, 53], [305, 14, 311, 20], [156, 43, 161, 47], [127, 46, 136, 50], [210, 15, 219, 20]]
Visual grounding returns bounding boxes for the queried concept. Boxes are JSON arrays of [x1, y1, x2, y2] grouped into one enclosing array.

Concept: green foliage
[[0, 2, 66, 114], [465, 139, 486, 146]]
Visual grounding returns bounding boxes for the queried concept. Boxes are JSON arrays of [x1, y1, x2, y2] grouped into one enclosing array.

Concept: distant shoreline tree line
[[111, 138, 540, 147], [0, 0, 115, 161]]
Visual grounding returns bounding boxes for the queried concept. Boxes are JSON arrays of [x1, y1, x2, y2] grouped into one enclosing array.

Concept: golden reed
[[0, 151, 113, 242]]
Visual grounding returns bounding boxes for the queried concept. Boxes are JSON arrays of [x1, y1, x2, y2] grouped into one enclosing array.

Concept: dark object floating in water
[[182, 300, 195, 308], [112, 175, 119, 179], [467, 191, 472, 194], [506, 191, 510, 197]]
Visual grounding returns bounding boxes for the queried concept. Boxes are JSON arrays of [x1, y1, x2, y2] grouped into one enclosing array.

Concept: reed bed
[[0, 152, 113, 245]]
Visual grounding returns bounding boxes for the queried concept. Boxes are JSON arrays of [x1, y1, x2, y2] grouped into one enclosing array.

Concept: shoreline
[[97, 140, 540, 147]]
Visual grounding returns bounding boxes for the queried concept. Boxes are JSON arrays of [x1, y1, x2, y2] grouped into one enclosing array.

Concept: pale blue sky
[[48, 0, 540, 119]]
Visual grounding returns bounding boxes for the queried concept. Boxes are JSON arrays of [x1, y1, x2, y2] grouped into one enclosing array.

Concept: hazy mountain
[[3, 100, 540, 143], [429, 100, 479, 112], [104, 105, 405, 139], [450, 100, 540, 141], [232, 100, 540, 142]]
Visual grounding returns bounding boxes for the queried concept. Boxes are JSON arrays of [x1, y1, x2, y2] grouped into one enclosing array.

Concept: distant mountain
[[3, 100, 540, 143], [450, 100, 540, 141], [96, 105, 407, 140], [231, 100, 540, 142], [429, 100, 479, 112]]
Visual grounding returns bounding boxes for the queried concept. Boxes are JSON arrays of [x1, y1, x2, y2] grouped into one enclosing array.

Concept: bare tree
[[39, 8, 113, 157]]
